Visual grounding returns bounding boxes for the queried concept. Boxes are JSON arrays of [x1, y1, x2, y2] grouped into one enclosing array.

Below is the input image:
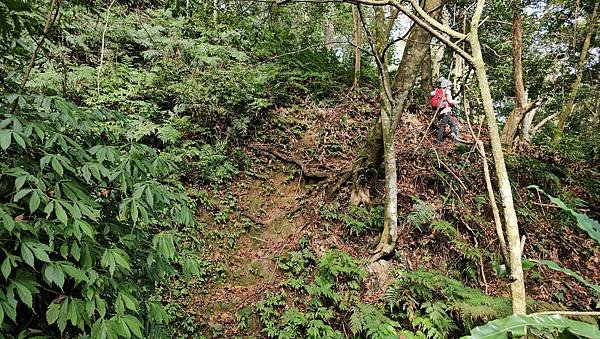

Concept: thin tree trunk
[[551, 2, 599, 147], [469, 1, 526, 313], [477, 140, 510, 265], [97, 0, 116, 95], [213, 0, 218, 21], [520, 105, 537, 143], [352, 5, 362, 89], [370, 6, 398, 260], [324, 4, 335, 50]]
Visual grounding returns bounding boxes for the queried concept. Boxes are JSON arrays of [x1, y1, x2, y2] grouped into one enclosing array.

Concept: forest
[[0, 0, 599, 338]]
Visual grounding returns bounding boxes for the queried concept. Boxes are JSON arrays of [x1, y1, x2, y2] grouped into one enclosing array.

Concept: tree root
[[369, 241, 395, 262], [250, 145, 329, 180]]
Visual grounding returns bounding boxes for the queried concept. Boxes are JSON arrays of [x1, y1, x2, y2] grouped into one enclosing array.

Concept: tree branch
[[409, 0, 466, 39], [11, 0, 60, 114]]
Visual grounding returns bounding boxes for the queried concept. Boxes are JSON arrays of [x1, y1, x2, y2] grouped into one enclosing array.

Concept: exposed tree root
[[250, 145, 329, 180]]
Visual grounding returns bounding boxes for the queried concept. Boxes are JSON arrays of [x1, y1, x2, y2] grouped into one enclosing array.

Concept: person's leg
[[448, 115, 459, 139], [437, 112, 450, 142]]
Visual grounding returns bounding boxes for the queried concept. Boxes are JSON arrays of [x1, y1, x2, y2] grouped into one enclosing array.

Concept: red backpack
[[431, 88, 446, 108]]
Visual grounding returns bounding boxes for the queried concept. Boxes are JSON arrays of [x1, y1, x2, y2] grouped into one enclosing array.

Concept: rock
[[365, 259, 393, 292]]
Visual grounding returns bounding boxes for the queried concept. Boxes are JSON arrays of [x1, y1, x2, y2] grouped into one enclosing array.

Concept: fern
[[407, 199, 437, 230], [350, 303, 399, 339], [386, 270, 512, 331]]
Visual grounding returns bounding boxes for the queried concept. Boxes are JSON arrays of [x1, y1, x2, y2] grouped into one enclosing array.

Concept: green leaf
[[29, 190, 41, 213], [13, 132, 26, 149], [1, 209, 15, 232], [13, 281, 33, 309], [0, 130, 11, 150], [57, 299, 69, 333], [55, 201, 68, 225], [123, 315, 143, 338], [71, 242, 81, 261], [31, 243, 51, 263], [44, 200, 54, 218], [1, 257, 11, 279], [67, 300, 78, 326], [2, 301, 16, 322], [51, 157, 63, 177], [145, 186, 154, 208], [62, 264, 88, 282], [21, 243, 35, 267], [528, 186, 600, 245], [112, 250, 131, 272], [46, 302, 61, 324], [13, 188, 32, 202], [15, 175, 27, 192], [121, 293, 138, 313], [463, 314, 600, 339], [115, 295, 125, 315], [78, 220, 95, 239]]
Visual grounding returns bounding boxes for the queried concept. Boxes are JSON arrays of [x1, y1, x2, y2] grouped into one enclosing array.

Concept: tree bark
[[500, 0, 530, 151], [551, 1, 598, 147], [420, 43, 433, 97], [352, 5, 362, 89]]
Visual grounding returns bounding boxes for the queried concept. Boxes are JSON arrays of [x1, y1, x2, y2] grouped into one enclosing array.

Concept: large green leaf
[[528, 185, 600, 245], [528, 259, 600, 295], [463, 314, 600, 339]]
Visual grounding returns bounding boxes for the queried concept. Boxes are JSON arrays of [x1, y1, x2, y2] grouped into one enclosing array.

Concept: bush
[[0, 94, 201, 336]]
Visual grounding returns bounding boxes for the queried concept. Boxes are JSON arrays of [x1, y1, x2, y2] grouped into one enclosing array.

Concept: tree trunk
[[369, 6, 398, 260], [551, 1, 598, 147], [352, 5, 362, 89], [324, 4, 335, 50], [500, 0, 529, 151], [469, 4, 526, 313], [213, 0, 219, 21], [420, 43, 433, 97], [520, 105, 537, 143], [431, 8, 448, 82], [353, 0, 442, 182]]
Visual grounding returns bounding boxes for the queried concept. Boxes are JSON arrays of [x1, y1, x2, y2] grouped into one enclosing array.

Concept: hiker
[[431, 78, 460, 143]]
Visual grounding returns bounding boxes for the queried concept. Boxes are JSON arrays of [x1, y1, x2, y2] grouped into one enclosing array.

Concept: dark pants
[[436, 112, 459, 142]]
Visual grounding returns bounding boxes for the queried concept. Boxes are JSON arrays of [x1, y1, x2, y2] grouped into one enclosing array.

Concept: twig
[[11, 0, 60, 114], [414, 107, 441, 154], [249, 236, 267, 243], [438, 158, 467, 191]]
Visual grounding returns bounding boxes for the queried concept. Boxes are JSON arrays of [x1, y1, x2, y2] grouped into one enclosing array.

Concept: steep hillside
[[164, 93, 600, 337]]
